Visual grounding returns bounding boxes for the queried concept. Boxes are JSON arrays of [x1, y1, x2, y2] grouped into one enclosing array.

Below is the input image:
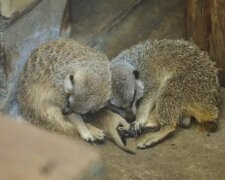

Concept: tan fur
[[17, 39, 111, 142], [110, 39, 220, 148]]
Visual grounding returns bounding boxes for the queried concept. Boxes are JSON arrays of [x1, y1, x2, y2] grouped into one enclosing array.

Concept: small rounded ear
[[133, 70, 140, 79], [64, 74, 74, 93]]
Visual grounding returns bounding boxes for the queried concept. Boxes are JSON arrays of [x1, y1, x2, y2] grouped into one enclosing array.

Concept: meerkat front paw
[[86, 123, 105, 141], [90, 128, 105, 141], [133, 121, 145, 132], [80, 130, 96, 142]]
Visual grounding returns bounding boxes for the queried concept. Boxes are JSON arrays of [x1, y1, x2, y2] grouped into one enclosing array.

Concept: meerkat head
[[62, 65, 111, 115], [108, 63, 144, 121]]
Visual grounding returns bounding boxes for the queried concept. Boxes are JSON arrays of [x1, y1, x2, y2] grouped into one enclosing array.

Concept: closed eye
[[66, 94, 70, 105], [130, 90, 137, 106]]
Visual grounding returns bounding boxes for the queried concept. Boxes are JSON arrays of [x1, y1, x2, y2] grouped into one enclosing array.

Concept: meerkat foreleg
[[68, 113, 104, 142], [134, 95, 158, 131]]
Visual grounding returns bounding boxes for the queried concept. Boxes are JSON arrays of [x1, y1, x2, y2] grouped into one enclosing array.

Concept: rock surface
[[0, 115, 105, 180]]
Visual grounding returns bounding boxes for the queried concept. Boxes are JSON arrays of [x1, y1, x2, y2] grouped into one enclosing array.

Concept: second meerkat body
[[18, 39, 111, 142], [110, 39, 220, 148]]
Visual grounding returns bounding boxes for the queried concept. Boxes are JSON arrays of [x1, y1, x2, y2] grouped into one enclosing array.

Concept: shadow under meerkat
[[109, 39, 220, 149]]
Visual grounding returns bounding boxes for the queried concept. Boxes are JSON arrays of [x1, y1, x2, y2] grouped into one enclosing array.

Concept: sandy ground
[[70, 1, 225, 179]]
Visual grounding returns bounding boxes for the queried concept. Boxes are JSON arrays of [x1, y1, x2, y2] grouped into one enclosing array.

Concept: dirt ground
[[70, 0, 225, 179]]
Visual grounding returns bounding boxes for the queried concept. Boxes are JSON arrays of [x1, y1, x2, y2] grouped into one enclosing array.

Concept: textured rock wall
[[0, 0, 70, 115], [1, 0, 35, 17], [0, 114, 105, 180]]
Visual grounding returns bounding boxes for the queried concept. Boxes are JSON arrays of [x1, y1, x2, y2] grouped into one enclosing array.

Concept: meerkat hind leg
[[107, 111, 136, 154], [137, 125, 175, 149], [117, 114, 131, 132], [97, 110, 132, 138], [39, 104, 76, 135], [117, 114, 136, 137]]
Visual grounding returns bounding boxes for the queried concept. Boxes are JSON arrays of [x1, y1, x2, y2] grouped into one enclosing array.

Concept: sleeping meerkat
[[17, 39, 111, 142], [109, 39, 220, 149]]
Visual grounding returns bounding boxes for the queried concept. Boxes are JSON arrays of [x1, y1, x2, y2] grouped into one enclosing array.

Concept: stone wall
[[1, 0, 35, 18], [0, 0, 70, 115], [0, 114, 105, 179]]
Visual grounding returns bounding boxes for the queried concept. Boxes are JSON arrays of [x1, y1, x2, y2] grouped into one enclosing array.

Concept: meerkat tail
[[109, 128, 136, 154], [185, 104, 219, 132], [186, 104, 218, 123]]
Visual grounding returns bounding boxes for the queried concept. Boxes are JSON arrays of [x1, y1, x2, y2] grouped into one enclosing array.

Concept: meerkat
[[109, 39, 220, 149], [17, 39, 112, 142]]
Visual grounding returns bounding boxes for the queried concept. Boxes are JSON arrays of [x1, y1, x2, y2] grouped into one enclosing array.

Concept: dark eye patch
[[69, 75, 74, 85], [62, 94, 71, 115], [133, 70, 140, 79], [65, 94, 70, 105]]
